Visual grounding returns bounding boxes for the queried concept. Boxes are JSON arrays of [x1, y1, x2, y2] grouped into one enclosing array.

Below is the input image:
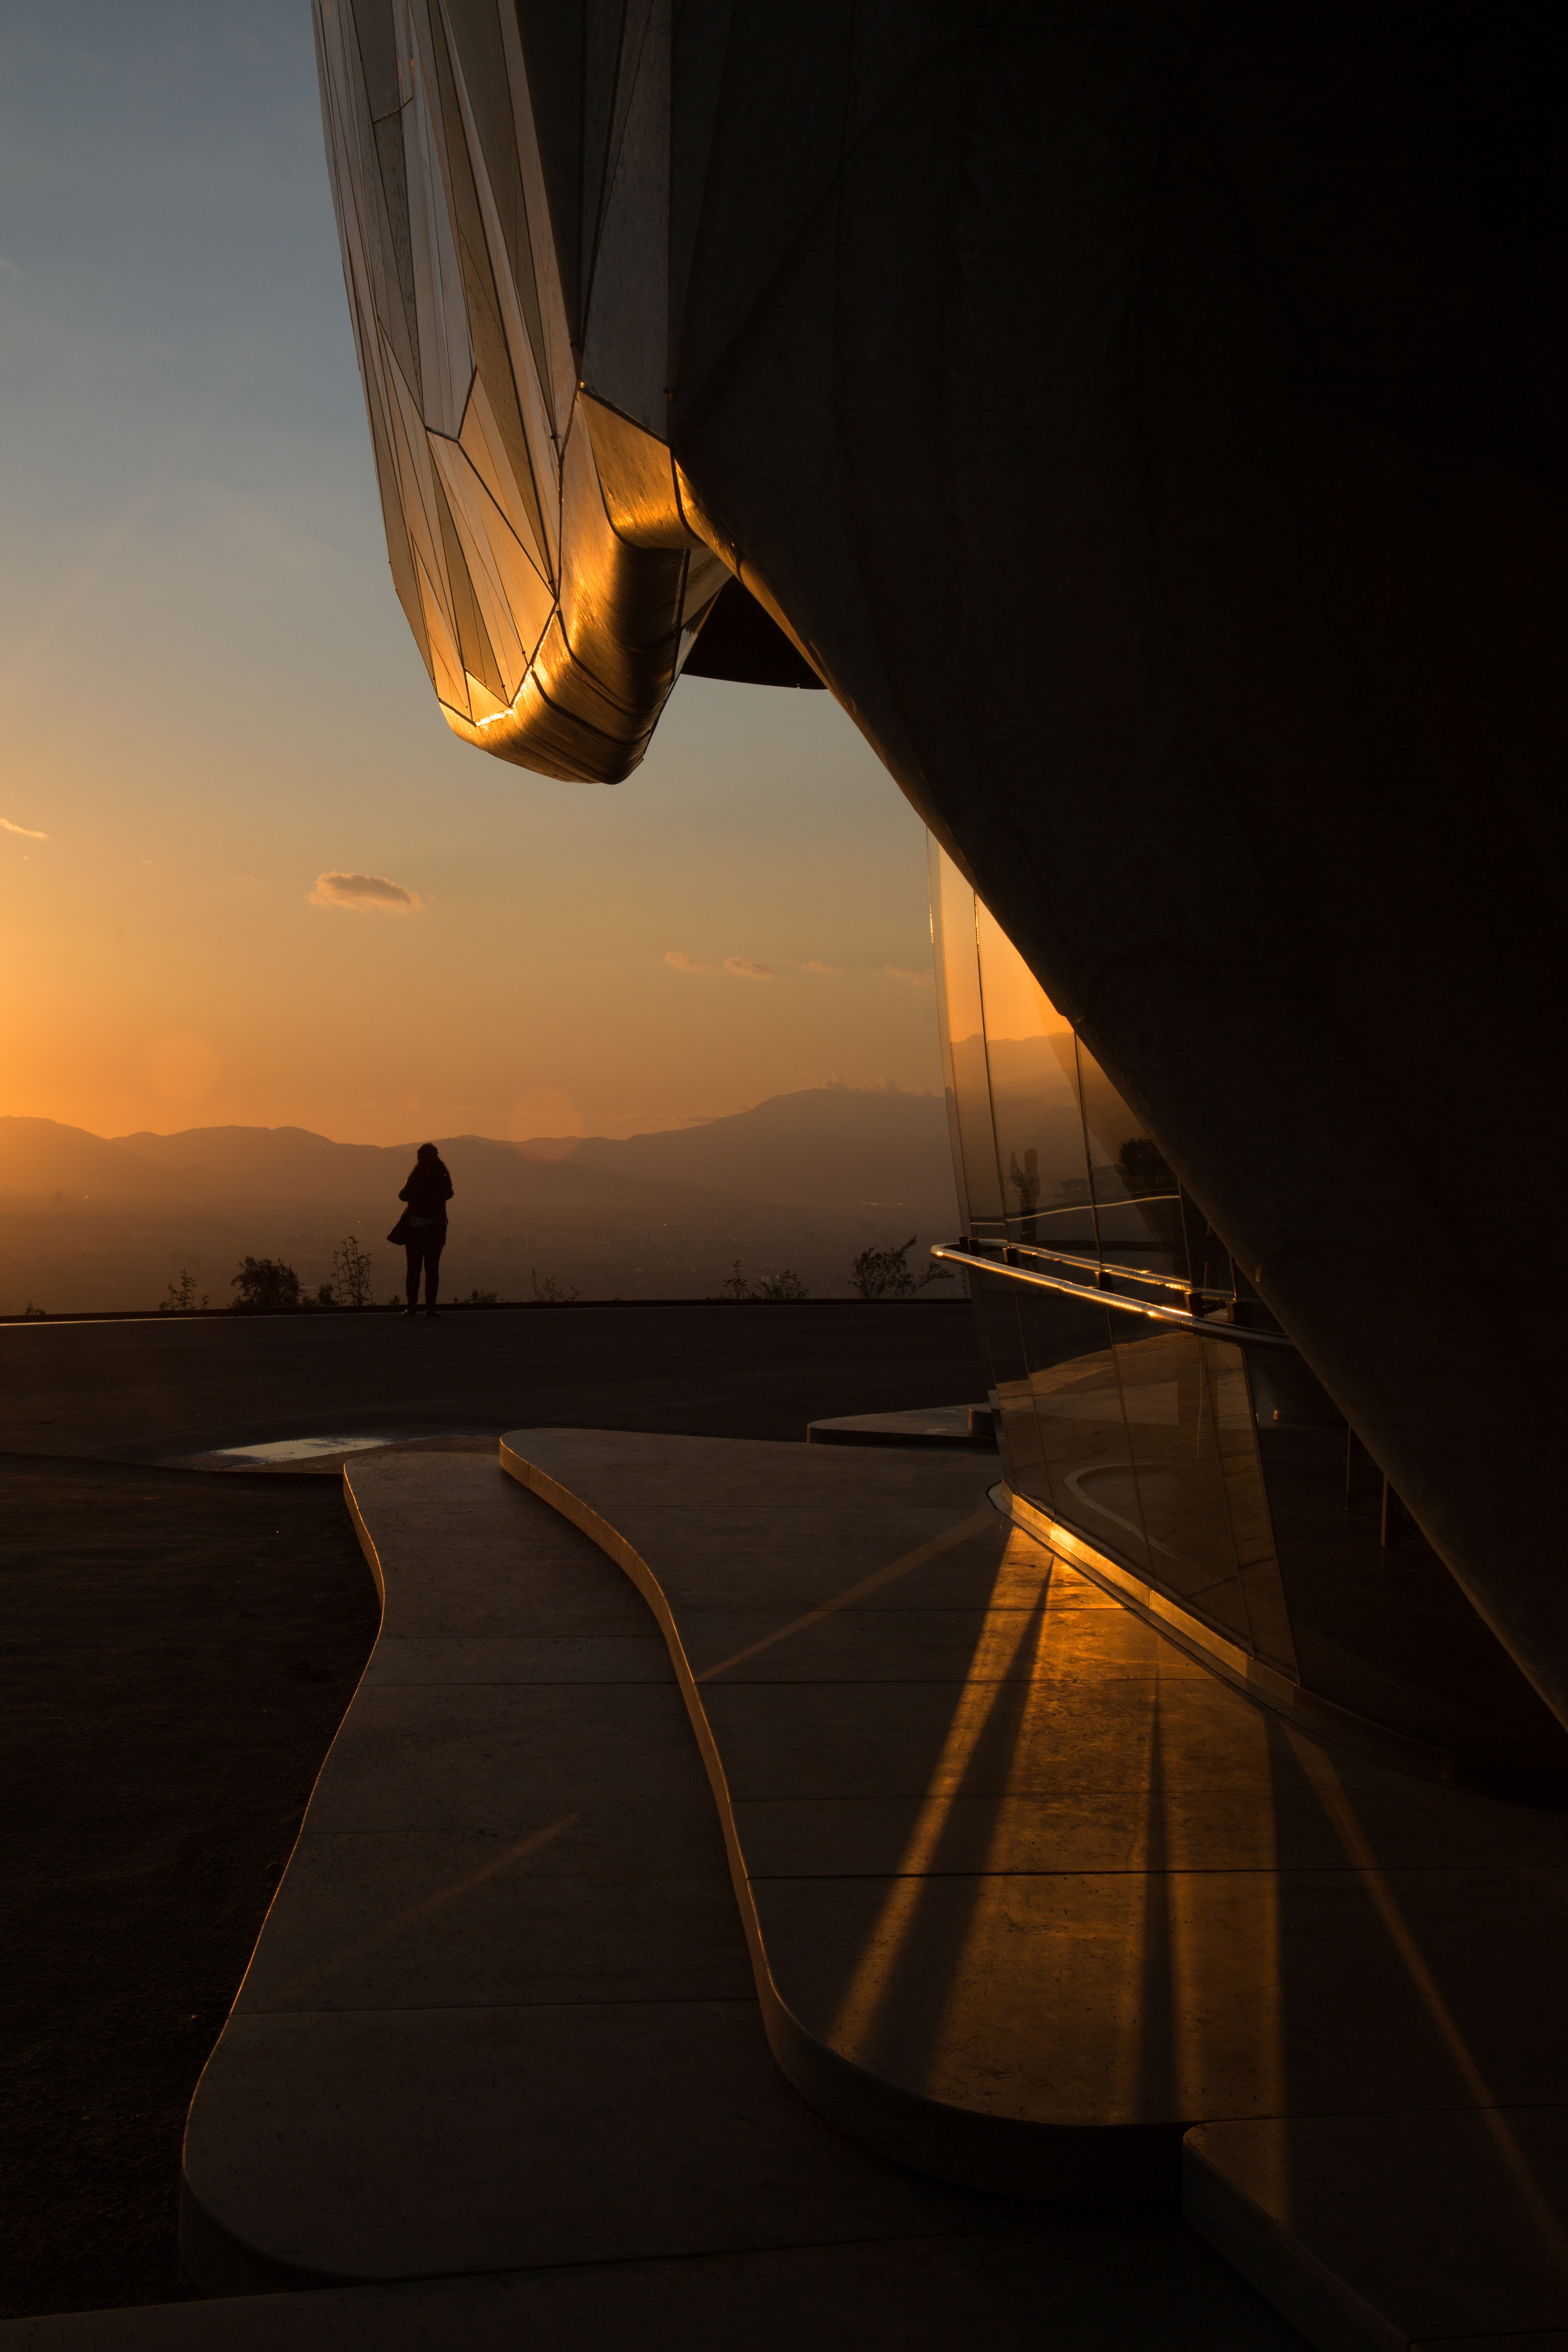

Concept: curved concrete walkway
[[176, 1450, 1030, 2293], [36, 1430, 1567, 2347], [133, 1442, 1298, 2352], [501, 1429, 1568, 2348]]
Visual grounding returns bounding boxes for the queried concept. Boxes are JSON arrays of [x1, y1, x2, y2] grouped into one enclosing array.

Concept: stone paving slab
[[1187, 2111, 1568, 2349], [807, 1404, 995, 1449], [725, 1774, 1568, 1876], [0, 2219, 1308, 2349], [189, 1999, 1017, 2282], [156, 1431, 1568, 2347], [175, 1455, 1046, 2294], [234, 1834, 750, 2012], [367, 1632, 673, 1683], [502, 1428, 1568, 2343]]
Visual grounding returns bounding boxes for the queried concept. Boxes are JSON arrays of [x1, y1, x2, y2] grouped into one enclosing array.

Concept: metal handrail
[[1002, 1238, 1232, 1303], [930, 1243, 1298, 1351]]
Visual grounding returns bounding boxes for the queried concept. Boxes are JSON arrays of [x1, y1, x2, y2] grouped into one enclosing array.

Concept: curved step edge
[[498, 1436, 1179, 2204]]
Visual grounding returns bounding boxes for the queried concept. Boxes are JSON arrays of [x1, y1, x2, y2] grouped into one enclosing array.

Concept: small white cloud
[[309, 870, 424, 914], [2, 816, 47, 839], [0, 257, 21, 281], [725, 956, 773, 979], [884, 964, 932, 988], [801, 959, 838, 975], [664, 950, 712, 972]]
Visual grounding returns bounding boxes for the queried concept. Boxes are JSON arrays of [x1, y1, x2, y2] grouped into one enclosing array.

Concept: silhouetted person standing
[[396, 1143, 452, 1318]]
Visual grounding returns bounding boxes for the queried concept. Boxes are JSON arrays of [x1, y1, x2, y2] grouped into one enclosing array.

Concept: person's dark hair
[[404, 1141, 452, 1191]]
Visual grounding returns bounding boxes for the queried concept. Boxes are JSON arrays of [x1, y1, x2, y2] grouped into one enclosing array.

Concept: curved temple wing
[[311, 0, 735, 783]]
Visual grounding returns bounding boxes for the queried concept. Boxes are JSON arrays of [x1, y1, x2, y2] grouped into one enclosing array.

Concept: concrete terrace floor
[[3, 1305, 1305, 2344], [0, 1301, 988, 1465], [2, 1304, 988, 2323], [1, 1455, 383, 2322]]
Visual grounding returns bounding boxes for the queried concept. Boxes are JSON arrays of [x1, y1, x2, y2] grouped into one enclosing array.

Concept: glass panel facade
[[929, 838, 1285, 1661], [927, 837, 1568, 1793], [973, 898, 1094, 1257], [927, 838, 1004, 1233], [1076, 1043, 1184, 1281]]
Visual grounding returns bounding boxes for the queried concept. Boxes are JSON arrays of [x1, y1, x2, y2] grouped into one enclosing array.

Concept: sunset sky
[[0, 0, 941, 1147]]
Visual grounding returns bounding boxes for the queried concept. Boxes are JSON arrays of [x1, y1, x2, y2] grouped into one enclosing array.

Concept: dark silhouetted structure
[[312, 21, 1568, 2326], [312, 0, 1568, 1741]]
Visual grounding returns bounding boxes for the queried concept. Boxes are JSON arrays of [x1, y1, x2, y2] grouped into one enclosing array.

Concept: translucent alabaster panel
[[312, 0, 714, 778], [429, 436, 552, 696], [398, 0, 474, 438], [458, 376, 550, 584]]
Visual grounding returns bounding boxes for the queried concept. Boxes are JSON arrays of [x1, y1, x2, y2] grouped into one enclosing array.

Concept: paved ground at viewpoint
[[0, 1459, 380, 2320], [0, 1306, 985, 2319], [0, 1302, 988, 1465]]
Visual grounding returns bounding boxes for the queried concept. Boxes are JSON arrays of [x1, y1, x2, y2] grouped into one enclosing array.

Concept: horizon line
[[0, 1080, 942, 1154]]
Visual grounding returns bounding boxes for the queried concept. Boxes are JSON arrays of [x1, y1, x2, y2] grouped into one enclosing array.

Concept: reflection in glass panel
[[927, 839, 1004, 1230], [1075, 1041, 1185, 1280], [929, 835, 1271, 1643], [967, 1271, 1041, 1495], [1108, 1326, 1296, 1669], [1009, 1282, 1154, 1581], [927, 849, 971, 1234], [973, 899, 1095, 1257]]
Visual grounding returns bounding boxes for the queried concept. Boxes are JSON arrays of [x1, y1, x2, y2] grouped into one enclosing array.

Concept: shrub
[[329, 1234, 375, 1308], [230, 1257, 302, 1312], [161, 1270, 208, 1311], [715, 1260, 810, 1301], [750, 1269, 809, 1301], [528, 1269, 579, 1303], [847, 1236, 952, 1301]]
